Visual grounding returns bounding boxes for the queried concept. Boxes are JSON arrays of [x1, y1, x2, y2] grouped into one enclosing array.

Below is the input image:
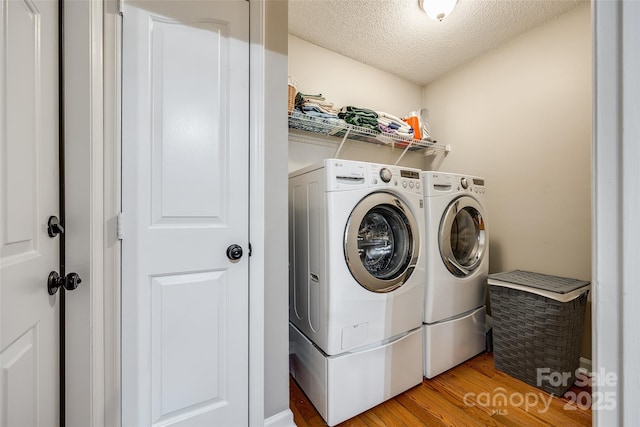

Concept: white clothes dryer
[[421, 171, 489, 378], [289, 159, 425, 426]]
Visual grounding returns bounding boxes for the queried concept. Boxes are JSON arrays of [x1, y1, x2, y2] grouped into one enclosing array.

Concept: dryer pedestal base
[[289, 323, 423, 426], [423, 306, 487, 379]]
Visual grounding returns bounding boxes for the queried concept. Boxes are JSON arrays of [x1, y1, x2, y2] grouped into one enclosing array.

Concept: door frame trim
[[66, 0, 111, 424], [102, 0, 121, 425], [249, 0, 266, 424]]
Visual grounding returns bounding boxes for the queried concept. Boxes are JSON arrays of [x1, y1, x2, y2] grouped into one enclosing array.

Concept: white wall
[[422, 4, 592, 357], [288, 35, 427, 171], [262, 0, 292, 422]]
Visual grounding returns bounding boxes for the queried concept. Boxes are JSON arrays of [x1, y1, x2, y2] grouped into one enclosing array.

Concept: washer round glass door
[[344, 192, 419, 293], [439, 196, 486, 277]]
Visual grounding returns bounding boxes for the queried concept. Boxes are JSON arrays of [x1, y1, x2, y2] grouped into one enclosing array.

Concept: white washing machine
[[421, 171, 489, 379], [288, 159, 425, 426]]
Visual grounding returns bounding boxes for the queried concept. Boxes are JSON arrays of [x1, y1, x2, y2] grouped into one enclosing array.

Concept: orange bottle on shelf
[[403, 113, 421, 140]]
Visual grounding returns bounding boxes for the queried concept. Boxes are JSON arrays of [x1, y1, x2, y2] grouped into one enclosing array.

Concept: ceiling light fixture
[[418, 0, 458, 21]]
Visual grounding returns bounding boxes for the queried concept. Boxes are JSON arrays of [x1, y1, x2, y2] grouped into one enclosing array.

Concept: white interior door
[[121, 1, 250, 425], [0, 0, 61, 424]]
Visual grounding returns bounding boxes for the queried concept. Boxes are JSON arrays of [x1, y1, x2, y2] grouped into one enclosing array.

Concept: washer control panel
[[469, 177, 486, 195], [379, 168, 393, 183], [369, 164, 422, 195]]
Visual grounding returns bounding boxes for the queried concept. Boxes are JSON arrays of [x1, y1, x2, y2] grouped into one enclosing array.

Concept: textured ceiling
[[288, 0, 587, 86]]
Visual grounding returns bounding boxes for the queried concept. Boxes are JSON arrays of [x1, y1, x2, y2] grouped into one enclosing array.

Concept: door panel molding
[[0, 325, 38, 427], [1, 0, 40, 261]]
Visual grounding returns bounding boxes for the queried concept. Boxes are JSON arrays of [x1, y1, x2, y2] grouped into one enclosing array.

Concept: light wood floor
[[290, 352, 592, 426]]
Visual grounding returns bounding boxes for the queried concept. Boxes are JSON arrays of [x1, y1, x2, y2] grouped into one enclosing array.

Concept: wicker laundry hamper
[[488, 270, 590, 396], [288, 75, 298, 113]]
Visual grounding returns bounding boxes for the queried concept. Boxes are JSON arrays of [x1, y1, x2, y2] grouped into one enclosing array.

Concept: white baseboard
[[579, 357, 592, 373], [264, 409, 296, 427]]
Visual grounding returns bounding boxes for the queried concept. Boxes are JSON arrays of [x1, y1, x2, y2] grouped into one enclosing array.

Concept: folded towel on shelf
[[378, 118, 413, 131], [300, 106, 341, 120], [338, 106, 380, 133], [289, 109, 343, 134], [301, 98, 334, 108], [376, 111, 410, 126], [295, 92, 325, 104], [378, 122, 411, 133], [340, 106, 378, 119], [301, 102, 339, 116], [393, 131, 414, 139], [379, 123, 407, 134], [376, 111, 414, 139], [295, 92, 341, 118]]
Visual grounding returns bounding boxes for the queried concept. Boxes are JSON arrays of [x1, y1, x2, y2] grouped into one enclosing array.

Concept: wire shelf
[[287, 112, 449, 164]]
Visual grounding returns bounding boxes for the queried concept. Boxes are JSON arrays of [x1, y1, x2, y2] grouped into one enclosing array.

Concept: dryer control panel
[[422, 172, 486, 197]]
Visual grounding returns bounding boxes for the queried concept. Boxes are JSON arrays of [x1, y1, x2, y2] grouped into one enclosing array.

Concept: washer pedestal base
[[289, 323, 423, 426]]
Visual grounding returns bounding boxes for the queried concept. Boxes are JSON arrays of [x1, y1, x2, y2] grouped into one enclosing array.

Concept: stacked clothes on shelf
[[337, 106, 380, 134], [295, 93, 340, 119], [376, 111, 414, 139], [289, 92, 342, 134], [287, 89, 433, 149]]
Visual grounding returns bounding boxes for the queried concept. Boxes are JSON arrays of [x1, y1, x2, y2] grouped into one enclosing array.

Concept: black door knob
[[48, 271, 82, 295], [48, 216, 64, 237], [226, 244, 243, 261], [64, 273, 82, 291]]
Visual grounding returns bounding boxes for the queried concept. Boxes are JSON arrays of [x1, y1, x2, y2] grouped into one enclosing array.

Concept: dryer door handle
[[446, 257, 469, 276]]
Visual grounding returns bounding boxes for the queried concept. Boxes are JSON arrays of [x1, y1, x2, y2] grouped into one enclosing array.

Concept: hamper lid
[[488, 270, 590, 302]]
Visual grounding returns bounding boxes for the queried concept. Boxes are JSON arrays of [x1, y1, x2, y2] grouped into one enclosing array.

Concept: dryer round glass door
[[344, 192, 419, 293], [439, 196, 486, 277]]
